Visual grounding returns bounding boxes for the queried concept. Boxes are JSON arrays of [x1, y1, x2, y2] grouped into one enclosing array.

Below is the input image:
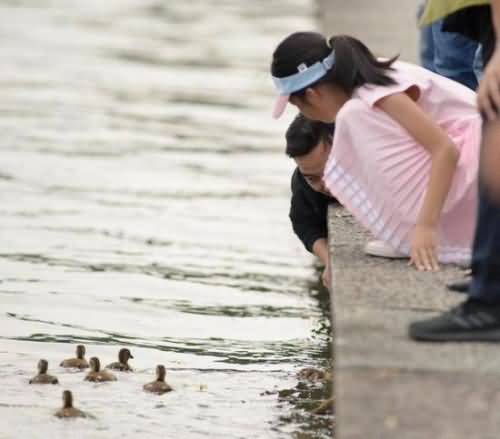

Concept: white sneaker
[[364, 240, 407, 259]]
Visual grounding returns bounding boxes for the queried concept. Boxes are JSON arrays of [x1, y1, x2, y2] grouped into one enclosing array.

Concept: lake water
[[0, 1, 333, 437]]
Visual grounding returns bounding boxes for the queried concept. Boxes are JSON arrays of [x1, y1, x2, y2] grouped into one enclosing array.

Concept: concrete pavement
[[328, 207, 500, 439]]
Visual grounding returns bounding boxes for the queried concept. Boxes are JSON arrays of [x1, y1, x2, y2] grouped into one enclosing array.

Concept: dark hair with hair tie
[[271, 32, 398, 97]]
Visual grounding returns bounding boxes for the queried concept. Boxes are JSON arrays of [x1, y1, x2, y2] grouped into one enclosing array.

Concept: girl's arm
[[376, 90, 459, 271]]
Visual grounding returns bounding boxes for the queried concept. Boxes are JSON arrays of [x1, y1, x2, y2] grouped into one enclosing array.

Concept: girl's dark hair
[[285, 114, 335, 158], [271, 32, 398, 96]]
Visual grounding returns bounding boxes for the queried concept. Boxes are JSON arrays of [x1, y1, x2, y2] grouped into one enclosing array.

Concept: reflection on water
[[0, 0, 333, 437]]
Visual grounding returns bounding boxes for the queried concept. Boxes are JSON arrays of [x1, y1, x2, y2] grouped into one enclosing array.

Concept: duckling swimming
[[143, 365, 172, 394], [60, 344, 89, 369], [106, 348, 133, 371], [29, 359, 58, 384], [84, 357, 116, 382], [54, 390, 86, 418]]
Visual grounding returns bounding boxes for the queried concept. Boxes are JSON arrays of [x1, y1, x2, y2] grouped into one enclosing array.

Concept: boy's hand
[[322, 263, 331, 290]]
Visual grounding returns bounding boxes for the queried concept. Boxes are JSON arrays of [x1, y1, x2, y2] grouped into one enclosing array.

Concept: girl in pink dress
[[271, 32, 481, 271]]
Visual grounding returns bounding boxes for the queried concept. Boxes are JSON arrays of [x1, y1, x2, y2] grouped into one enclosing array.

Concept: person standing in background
[[410, 0, 500, 341], [419, 0, 482, 90]]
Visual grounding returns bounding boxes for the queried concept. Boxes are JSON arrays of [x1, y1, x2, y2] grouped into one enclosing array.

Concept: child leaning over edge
[[271, 32, 481, 271]]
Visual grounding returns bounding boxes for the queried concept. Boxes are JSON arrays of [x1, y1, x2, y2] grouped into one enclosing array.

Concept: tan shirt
[[420, 0, 489, 26]]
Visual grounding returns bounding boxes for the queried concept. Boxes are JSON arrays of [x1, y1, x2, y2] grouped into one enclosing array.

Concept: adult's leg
[[432, 19, 479, 90], [473, 45, 484, 83], [469, 120, 500, 302]]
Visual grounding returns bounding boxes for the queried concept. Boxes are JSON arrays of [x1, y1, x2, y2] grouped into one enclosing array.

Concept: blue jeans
[[420, 18, 481, 90], [469, 184, 500, 303]]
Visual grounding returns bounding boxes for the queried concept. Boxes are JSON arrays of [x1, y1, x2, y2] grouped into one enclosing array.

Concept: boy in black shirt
[[287, 114, 407, 289], [286, 114, 337, 289]]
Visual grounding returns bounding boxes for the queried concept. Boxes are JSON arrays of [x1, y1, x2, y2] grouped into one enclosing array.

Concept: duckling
[[29, 359, 58, 384], [54, 390, 86, 418], [84, 357, 116, 382], [143, 365, 172, 394], [106, 348, 133, 371], [60, 344, 89, 369]]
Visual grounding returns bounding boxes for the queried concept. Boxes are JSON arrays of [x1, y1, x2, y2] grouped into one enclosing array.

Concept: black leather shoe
[[409, 298, 500, 342]]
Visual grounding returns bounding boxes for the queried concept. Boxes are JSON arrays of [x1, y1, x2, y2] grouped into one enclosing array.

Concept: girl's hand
[[409, 225, 440, 271]]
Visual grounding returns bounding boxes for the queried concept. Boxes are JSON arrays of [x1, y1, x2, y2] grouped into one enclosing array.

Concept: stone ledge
[[329, 206, 500, 438]]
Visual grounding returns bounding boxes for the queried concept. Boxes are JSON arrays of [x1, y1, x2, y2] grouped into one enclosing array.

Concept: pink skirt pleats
[[323, 115, 482, 265]]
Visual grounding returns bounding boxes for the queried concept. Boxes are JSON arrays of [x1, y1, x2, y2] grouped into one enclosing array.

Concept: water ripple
[[0, 0, 332, 437]]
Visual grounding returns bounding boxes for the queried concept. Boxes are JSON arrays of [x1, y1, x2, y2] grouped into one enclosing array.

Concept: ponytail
[[326, 35, 398, 93], [271, 32, 398, 96]]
